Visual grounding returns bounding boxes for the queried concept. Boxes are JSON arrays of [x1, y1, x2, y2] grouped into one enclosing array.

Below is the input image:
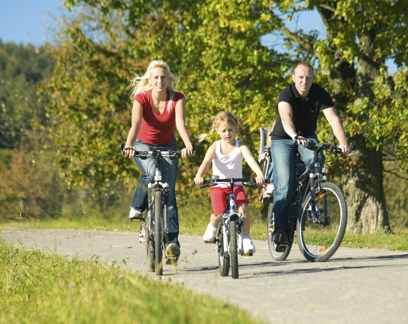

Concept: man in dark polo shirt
[[270, 62, 351, 250]]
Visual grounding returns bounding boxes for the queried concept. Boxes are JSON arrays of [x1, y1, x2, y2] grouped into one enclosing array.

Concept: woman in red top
[[123, 60, 194, 258]]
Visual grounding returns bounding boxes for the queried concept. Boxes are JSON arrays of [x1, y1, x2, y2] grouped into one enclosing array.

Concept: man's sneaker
[[203, 224, 217, 243], [129, 207, 143, 221], [273, 229, 289, 252], [242, 235, 256, 255]]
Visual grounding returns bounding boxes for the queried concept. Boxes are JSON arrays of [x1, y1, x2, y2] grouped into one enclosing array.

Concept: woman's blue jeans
[[271, 136, 322, 232], [131, 139, 179, 245]]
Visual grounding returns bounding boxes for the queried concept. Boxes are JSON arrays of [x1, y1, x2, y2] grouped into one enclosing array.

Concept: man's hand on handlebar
[[293, 133, 309, 148], [339, 144, 352, 155]]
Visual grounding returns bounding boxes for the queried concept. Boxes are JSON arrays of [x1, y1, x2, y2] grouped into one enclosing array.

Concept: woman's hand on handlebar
[[122, 146, 136, 158], [181, 144, 195, 158]]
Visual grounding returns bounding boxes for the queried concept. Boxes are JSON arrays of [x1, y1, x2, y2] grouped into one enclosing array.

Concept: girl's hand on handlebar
[[194, 176, 204, 185], [255, 175, 265, 185]]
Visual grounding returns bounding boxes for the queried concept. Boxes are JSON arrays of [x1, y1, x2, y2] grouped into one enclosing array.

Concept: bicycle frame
[[262, 138, 349, 262], [132, 149, 181, 276], [201, 177, 256, 279]]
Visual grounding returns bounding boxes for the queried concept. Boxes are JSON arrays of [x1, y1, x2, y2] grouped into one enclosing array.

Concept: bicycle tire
[[266, 203, 293, 261], [297, 182, 347, 262], [229, 219, 239, 279], [145, 216, 155, 272], [218, 225, 230, 277], [154, 189, 164, 275]]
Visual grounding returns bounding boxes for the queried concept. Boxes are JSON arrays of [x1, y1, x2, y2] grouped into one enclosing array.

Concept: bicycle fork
[[307, 163, 330, 225], [221, 213, 244, 254]]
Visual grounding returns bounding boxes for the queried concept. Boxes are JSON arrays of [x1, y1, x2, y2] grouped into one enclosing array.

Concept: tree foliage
[[48, 1, 287, 201], [0, 41, 54, 148], [48, 0, 408, 230]]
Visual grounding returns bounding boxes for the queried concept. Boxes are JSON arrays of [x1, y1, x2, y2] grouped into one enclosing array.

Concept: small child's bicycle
[[200, 176, 258, 279]]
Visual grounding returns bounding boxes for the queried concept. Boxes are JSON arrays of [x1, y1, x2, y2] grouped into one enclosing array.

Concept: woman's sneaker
[[203, 224, 217, 243], [242, 235, 256, 256], [129, 207, 143, 221]]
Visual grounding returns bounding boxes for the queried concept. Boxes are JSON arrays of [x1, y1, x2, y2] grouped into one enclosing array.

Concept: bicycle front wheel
[[218, 225, 230, 277], [154, 190, 164, 275], [229, 219, 239, 279], [297, 182, 347, 262]]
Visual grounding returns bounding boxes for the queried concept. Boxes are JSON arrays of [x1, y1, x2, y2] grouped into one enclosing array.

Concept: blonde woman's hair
[[197, 111, 239, 143], [130, 60, 179, 99]]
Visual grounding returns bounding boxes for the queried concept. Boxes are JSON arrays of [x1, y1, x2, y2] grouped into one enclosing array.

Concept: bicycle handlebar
[[123, 148, 182, 159], [307, 141, 354, 154], [199, 178, 257, 188]]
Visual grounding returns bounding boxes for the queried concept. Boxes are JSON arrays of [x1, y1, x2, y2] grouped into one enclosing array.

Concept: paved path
[[1, 228, 408, 324]]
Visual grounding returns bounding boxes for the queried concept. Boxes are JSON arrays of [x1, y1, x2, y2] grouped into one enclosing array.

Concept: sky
[[0, 0, 70, 47], [0, 0, 397, 74]]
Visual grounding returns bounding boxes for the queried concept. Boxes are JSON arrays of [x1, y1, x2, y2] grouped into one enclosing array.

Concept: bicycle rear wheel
[[267, 203, 293, 261], [154, 190, 164, 275], [297, 182, 347, 262], [229, 219, 239, 279], [217, 225, 230, 277]]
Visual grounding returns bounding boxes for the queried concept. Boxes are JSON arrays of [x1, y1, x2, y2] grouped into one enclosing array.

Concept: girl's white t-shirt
[[212, 140, 243, 187]]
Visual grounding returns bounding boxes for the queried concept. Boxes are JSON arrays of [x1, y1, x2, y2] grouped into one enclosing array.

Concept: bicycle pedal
[[203, 240, 216, 244], [241, 252, 253, 257], [139, 237, 145, 243], [275, 244, 288, 252], [165, 256, 178, 265]]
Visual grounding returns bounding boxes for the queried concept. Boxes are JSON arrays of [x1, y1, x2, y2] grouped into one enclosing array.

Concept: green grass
[[0, 241, 263, 324], [2, 210, 408, 324]]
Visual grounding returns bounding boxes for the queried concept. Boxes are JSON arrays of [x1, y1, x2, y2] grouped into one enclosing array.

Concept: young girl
[[194, 112, 264, 255]]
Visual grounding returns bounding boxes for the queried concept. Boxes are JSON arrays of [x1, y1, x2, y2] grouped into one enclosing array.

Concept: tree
[[47, 2, 286, 206], [0, 41, 54, 148], [0, 41, 64, 219], [54, 0, 408, 231]]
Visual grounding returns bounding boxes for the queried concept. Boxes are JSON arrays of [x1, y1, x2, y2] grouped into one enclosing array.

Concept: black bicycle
[[200, 177, 257, 279], [124, 148, 182, 275], [259, 130, 348, 262]]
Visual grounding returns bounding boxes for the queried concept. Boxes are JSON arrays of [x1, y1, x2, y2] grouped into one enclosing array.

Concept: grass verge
[[0, 240, 263, 324]]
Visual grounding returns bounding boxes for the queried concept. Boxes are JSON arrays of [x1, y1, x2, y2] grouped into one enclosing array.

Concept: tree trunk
[[341, 135, 391, 233], [344, 32, 391, 233]]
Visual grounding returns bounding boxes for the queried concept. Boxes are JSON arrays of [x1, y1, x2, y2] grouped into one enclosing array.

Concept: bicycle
[[123, 147, 182, 276], [259, 129, 349, 262], [199, 176, 258, 279]]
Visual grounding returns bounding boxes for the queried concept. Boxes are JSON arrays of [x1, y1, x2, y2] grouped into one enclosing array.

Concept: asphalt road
[[1, 228, 408, 324]]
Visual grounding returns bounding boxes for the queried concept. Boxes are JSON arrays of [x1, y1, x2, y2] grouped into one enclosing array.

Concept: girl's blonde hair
[[130, 60, 178, 99], [197, 111, 239, 142]]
